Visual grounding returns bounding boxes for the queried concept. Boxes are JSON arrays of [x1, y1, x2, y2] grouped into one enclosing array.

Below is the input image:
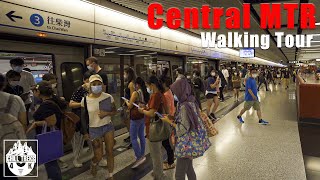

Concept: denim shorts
[[89, 123, 114, 140]]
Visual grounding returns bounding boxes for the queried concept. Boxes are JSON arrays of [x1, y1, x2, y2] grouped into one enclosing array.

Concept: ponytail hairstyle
[[147, 76, 164, 93], [35, 80, 54, 97], [135, 77, 149, 102]]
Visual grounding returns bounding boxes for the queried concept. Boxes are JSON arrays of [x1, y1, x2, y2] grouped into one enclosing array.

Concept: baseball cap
[[89, 74, 103, 83]]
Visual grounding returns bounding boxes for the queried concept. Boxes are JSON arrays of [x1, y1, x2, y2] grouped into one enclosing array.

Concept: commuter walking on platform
[[232, 71, 241, 102], [237, 68, 269, 125], [9, 58, 36, 126], [26, 81, 62, 180], [192, 70, 203, 110], [123, 67, 136, 147], [160, 78, 211, 180], [222, 65, 229, 87], [217, 69, 227, 102], [258, 71, 269, 91], [283, 68, 290, 89], [206, 69, 220, 121], [69, 71, 94, 168], [81, 74, 117, 180], [86, 57, 109, 93], [138, 76, 168, 180], [124, 77, 149, 169]]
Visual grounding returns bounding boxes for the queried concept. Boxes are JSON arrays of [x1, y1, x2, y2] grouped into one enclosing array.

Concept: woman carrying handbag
[[160, 78, 211, 180]]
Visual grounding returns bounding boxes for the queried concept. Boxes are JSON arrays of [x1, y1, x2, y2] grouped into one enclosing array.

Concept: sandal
[[163, 162, 175, 170]]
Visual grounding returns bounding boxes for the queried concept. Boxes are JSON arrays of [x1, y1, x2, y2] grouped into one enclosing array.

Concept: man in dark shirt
[[282, 68, 290, 90], [85, 57, 108, 93]]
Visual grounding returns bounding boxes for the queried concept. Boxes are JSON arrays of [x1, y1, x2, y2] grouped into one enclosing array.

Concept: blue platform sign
[[30, 14, 44, 27]]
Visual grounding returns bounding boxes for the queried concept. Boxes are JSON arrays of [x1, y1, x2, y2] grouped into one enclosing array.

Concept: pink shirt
[[163, 89, 175, 116]]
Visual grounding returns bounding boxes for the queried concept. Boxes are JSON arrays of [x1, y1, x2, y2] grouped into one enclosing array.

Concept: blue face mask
[[12, 66, 23, 73], [174, 94, 179, 102], [147, 87, 153, 94], [91, 85, 102, 94]]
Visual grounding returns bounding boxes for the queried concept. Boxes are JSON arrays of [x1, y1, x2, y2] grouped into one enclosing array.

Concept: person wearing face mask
[[258, 70, 269, 91], [9, 58, 36, 126], [232, 71, 241, 102], [237, 68, 269, 125], [206, 69, 220, 121], [26, 80, 62, 180], [85, 57, 109, 93], [4, 70, 24, 96], [124, 77, 150, 169], [192, 70, 203, 110], [69, 71, 94, 168], [81, 74, 117, 180], [138, 76, 169, 180], [123, 67, 136, 146], [175, 68, 185, 81]]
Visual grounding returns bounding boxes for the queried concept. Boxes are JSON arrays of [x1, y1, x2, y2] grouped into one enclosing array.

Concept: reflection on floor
[[51, 82, 306, 180]]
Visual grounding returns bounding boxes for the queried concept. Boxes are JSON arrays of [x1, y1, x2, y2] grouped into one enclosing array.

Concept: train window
[[60, 63, 84, 101], [0, 52, 54, 83]]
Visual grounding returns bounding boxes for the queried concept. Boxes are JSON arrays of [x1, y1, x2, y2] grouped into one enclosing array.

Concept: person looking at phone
[[160, 78, 211, 180], [80, 74, 117, 180], [9, 58, 36, 126], [124, 77, 149, 168], [138, 76, 168, 180]]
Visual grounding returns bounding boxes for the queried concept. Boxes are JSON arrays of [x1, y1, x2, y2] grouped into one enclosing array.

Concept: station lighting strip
[[81, 0, 284, 67]]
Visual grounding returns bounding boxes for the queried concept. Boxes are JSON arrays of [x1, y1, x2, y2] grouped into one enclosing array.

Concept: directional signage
[[0, 1, 94, 40]]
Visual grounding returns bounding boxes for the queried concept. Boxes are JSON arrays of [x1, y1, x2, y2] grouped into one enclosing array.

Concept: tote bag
[[36, 123, 63, 165]]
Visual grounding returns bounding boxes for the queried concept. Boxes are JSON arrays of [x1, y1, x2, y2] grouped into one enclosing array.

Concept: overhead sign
[[0, 1, 94, 39], [240, 48, 255, 58]]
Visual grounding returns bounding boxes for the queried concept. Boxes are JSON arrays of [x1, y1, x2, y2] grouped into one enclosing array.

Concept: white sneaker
[[131, 156, 146, 169], [99, 158, 108, 167], [73, 159, 83, 168]]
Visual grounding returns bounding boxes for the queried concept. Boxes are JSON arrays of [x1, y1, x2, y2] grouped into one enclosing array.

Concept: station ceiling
[[98, 0, 320, 63]]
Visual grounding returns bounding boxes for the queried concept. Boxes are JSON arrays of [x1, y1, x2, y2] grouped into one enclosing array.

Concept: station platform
[[30, 82, 308, 180]]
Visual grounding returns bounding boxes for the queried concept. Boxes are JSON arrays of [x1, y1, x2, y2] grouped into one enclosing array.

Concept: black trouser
[[258, 81, 268, 91], [194, 89, 202, 110], [162, 138, 174, 165], [219, 86, 225, 101], [44, 160, 62, 180], [25, 103, 31, 126]]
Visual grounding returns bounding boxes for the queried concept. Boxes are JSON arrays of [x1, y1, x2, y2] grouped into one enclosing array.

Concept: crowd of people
[[1, 56, 315, 180]]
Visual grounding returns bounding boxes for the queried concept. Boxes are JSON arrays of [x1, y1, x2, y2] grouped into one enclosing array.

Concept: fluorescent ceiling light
[[105, 51, 115, 53], [316, 59, 320, 61], [316, 22, 320, 25], [135, 55, 150, 57], [129, 50, 144, 53], [105, 47, 120, 50], [118, 54, 134, 56]]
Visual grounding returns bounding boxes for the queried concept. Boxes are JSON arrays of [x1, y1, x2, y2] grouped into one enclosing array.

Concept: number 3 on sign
[[30, 14, 44, 27]]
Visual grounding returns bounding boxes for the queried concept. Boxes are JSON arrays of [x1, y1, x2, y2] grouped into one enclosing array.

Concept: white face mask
[[87, 65, 94, 71], [211, 72, 216, 77], [9, 81, 20, 86], [252, 74, 258, 78], [91, 85, 102, 94]]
